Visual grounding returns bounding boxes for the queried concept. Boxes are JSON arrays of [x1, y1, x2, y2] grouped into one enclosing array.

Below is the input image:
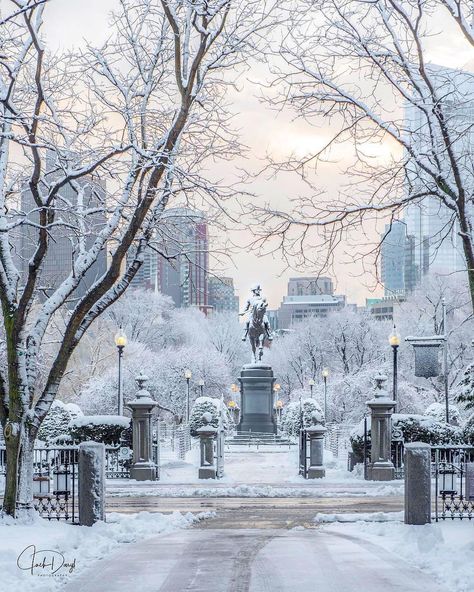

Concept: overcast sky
[[16, 0, 474, 307]]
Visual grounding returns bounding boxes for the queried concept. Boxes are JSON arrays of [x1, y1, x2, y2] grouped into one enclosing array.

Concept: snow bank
[[320, 518, 474, 592], [0, 510, 212, 592], [314, 511, 404, 523]]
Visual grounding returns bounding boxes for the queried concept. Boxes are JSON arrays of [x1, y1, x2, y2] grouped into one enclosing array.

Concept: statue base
[[237, 364, 277, 434]]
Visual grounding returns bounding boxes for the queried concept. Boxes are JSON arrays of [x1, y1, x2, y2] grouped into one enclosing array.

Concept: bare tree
[[249, 0, 474, 309], [0, 0, 275, 516]]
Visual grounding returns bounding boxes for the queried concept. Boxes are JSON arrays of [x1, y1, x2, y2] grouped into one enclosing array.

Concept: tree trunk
[[3, 424, 35, 518]]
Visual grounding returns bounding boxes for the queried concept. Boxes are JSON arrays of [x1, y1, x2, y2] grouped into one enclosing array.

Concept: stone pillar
[[78, 442, 106, 526], [366, 374, 395, 481], [238, 364, 277, 434], [197, 413, 217, 479], [307, 423, 327, 479], [127, 373, 158, 481], [404, 442, 431, 525]]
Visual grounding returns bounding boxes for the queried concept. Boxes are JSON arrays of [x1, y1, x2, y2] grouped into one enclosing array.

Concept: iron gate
[[433, 446, 474, 521]]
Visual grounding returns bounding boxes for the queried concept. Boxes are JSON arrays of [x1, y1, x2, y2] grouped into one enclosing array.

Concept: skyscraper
[[404, 65, 474, 280], [14, 156, 107, 301], [380, 220, 418, 297], [131, 207, 210, 313]]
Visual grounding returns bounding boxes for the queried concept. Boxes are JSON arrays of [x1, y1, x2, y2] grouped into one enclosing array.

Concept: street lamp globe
[[184, 369, 192, 380], [322, 368, 330, 379], [198, 378, 204, 387], [389, 325, 401, 347], [114, 327, 127, 348], [308, 378, 315, 387], [231, 383, 239, 393], [273, 383, 281, 393]]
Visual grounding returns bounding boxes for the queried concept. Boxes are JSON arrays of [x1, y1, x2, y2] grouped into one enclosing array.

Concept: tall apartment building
[[131, 207, 210, 313], [208, 276, 239, 313], [14, 156, 107, 300]]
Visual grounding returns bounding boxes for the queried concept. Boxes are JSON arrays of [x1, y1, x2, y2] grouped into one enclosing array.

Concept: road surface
[[64, 526, 447, 592], [63, 497, 448, 592]]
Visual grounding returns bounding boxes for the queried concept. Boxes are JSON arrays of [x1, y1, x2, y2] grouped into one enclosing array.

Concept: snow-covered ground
[[0, 510, 213, 592], [107, 446, 405, 498], [316, 512, 474, 592]]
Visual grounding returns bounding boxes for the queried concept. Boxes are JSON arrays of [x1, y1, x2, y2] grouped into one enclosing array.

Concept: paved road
[[106, 496, 404, 528], [64, 527, 447, 592]]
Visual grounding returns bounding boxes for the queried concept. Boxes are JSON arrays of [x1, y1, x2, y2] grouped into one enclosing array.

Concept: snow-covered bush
[[425, 402, 461, 426], [188, 397, 233, 437], [37, 400, 78, 442], [281, 399, 324, 439], [456, 362, 474, 411], [350, 413, 463, 462], [462, 413, 474, 444], [69, 415, 131, 444]]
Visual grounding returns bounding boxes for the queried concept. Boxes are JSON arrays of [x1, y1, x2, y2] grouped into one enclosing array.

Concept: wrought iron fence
[[324, 422, 356, 460], [31, 445, 78, 522], [299, 430, 309, 478], [433, 446, 474, 521], [104, 444, 132, 479]]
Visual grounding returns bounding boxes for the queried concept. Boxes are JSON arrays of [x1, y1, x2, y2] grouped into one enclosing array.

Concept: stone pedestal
[[366, 374, 396, 481], [197, 414, 217, 479], [307, 425, 326, 479], [78, 442, 105, 526], [238, 364, 277, 434], [404, 442, 431, 525], [127, 373, 158, 481]]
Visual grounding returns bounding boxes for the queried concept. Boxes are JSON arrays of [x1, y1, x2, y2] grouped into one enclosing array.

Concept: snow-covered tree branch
[[0, 0, 275, 516]]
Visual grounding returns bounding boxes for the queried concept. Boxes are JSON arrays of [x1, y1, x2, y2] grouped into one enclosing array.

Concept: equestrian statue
[[239, 284, 273, 363]]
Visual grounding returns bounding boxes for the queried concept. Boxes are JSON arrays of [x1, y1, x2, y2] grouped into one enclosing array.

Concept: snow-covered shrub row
[[281, 399, 324, 439], [424, 402, 461, 426], [189, 397, 233, 437], [37, 400, 83, 442], [350, 414, 463, 463], [69, 415, 131, 445]]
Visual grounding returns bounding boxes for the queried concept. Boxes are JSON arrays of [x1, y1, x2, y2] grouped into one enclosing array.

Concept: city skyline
[[37, 0, 474, 309]]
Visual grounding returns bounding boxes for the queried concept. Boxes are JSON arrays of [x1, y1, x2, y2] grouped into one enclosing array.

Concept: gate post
[[197, 413, 217, 479], [366, 374, 395, 481], [404, 442, 431, 525], [78, 442, 106, 526], [307, 418, 327, 479], [127, 373, 158, 481]]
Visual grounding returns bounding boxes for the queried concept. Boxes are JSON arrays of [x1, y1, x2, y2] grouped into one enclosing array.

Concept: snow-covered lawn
[[0, 510, 213, 592], [316, 512, 474, 592]]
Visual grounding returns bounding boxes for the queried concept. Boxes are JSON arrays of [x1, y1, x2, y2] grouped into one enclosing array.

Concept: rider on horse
[[239, 284, 273, 342]]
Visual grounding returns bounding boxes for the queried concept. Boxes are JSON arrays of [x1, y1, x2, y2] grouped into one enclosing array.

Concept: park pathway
[[64, 509, 447, 592]]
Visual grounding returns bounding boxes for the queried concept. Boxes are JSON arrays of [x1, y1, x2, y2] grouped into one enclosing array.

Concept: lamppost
[[275, 400, 283, 424], [389, 325, 401, 411], [273, 383, 281, 421], [184, 369, 192, 423], [308, 378, 315, 398], [198, 378, 204, 397], [322, 368, 329, 422], [114, 326, 127, 415]]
